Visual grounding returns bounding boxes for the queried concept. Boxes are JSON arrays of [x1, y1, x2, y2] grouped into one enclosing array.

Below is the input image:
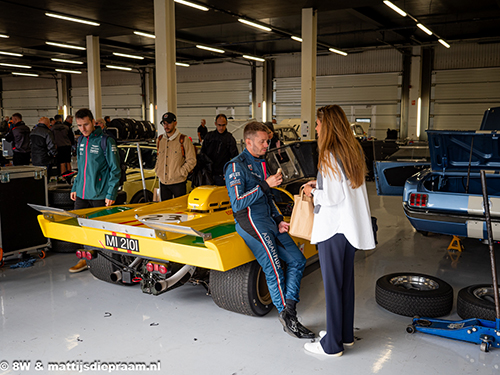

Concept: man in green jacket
[[69, 108, 121, 272]]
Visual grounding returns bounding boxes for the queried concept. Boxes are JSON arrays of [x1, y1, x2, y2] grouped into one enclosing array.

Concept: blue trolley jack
[[406, 171, 500, 353]]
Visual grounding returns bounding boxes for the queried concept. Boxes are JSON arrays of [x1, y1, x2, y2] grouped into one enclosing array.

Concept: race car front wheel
[[210, 260, 273, 317], [375, 273, 453, 317]]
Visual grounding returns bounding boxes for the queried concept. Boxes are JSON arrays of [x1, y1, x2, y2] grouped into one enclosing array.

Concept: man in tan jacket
[[155, 112, 197, 200]]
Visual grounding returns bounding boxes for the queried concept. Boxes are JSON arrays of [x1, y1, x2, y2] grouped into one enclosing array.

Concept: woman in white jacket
[[303, 105, 375, 357]]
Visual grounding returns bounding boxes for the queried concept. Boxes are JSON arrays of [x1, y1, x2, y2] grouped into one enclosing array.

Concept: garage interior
[[1, 0, 500, 373]]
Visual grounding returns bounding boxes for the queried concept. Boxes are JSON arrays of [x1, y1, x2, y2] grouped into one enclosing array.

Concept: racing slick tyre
[[48, 186, 74, 209], [375, 273, 453, 317], [210, 260, 273, 317], [457, 284, 499, 320], [51, 239, 80, 253], [87, 249, 139, 286]]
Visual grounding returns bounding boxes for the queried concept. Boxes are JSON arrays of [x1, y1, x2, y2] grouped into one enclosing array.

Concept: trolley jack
[[406, 171, 500, 352]]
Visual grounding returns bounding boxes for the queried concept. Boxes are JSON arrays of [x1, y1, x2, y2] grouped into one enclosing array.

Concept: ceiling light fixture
[[113, 52, 144, 60], [55, 69, 82, 74], [0, 51, 23, 57], [174, 0, 209, 11], [416, 23, 433, 36], [438, 39, 451, 48], [51, 58, 84, 64], [0, 34, 9, 38], [383, 1, 407, 17], [238, 19, 272, 32], [12, 72, 38, 77], [329, 47, 348, 56], [175, 62, 190, 67], [134, 31, 156, 39], [46, 41, 86, 50], [291, 36, 303, 42], [45, 12, 100, 26], [243, 55, 265, 62], [196, 45, 225, 53], [0, 63, 31, 68], [106, 65, 132, 71]]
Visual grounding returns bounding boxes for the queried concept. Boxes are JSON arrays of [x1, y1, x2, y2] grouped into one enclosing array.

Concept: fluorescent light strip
[[45, 12, 100, 26], [106, 65, 132, 71], [46, 41, 86, 50], [196, 45, 225, 53], [417, 23, 433, 36], [243, 55, 265, 62], [329, 47, 348, 56], [238, 19, 272, 32], [12, 72, 38, 77], [134, 31, 156, 39], [0, 63, 31, 68], [51, 58, 84, 65], [383, 1, 407, 17], [438, 39, 451, 48], [55, 69, 82, 74], [291, 36, 303, 42], [175, 62, 190, 67], [0, 34, 9, 38], [174, 0, 209, 11], [0, 51, 23, 57], [416, 97, 422, 137], [113, 52, 144, 60]]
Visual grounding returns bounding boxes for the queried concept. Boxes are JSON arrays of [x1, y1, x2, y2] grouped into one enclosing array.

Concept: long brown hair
[[317, 105, 366, 189]]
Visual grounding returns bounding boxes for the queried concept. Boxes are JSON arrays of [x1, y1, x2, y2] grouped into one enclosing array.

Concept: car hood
[[427, 130, 500, 172]]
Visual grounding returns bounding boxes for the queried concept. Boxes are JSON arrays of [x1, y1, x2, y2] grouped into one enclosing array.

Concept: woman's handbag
[[289, 186, 314, 241]]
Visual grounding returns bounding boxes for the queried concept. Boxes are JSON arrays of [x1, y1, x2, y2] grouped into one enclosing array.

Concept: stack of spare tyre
[[376, 272, 500, 322], [107, 119, 156, 141]]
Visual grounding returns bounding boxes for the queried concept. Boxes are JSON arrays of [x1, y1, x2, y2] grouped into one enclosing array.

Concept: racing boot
[[279, 302, 315, 339]]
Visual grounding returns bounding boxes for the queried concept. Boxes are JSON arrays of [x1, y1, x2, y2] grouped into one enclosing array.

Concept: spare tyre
[[48, 185, 74, 208], [457, 284, 499, 320], [375, 273, 453, 317], [108, 118, 132, 141]]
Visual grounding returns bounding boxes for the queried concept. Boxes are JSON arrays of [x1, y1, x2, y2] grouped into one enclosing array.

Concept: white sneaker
[[304, 342, 343, 357], [318, 330, 354, 347]]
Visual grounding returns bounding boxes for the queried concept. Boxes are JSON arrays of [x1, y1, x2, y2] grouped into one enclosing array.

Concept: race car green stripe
[[170, 223, 236, 246], [86, 206, 133, 219]]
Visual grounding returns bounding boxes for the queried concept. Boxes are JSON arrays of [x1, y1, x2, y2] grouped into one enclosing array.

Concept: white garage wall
[[2, 76, 58, 127], [70, 70, 143, 120], [430, 44, 500, 131], [274, 49, 403, 139]]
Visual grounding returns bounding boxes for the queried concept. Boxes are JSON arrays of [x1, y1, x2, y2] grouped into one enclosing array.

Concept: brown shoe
[[69, 259, 88, 273]]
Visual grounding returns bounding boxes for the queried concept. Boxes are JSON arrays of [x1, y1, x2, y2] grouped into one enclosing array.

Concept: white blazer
[[311, 155, 375, 250]]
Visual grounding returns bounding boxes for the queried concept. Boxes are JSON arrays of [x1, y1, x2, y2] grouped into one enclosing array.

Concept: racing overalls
[[224, 148, 306, 312]]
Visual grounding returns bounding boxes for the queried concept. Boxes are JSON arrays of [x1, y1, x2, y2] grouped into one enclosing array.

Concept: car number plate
[[105, 234, 139, 252]]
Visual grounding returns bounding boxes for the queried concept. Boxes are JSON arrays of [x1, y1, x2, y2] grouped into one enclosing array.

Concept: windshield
[[122, 146, 157, 169]]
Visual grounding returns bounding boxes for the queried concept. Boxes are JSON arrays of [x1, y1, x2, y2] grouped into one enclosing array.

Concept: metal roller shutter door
[[274, 72, 401, 139], [430, 68, 500, 131], [177, 79, 251, 140]]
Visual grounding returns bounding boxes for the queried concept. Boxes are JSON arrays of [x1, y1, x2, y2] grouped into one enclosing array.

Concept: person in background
[[225, 121, 315, 340], [5, 113, 30, 166], [201, 114, 238, 186], [49, 118, 56, 128], [265, 122, 281, 150], [96, 118, 106, 128], [0, 116, 9, 138], [303, 105, 375, 357], [155, 112, 196, 200], [104, 116, 111, 126], [52, 115, 73, 174], [69, 108, 122, 273], [30, 117, 57, 175], [197, 118, 207, 143]]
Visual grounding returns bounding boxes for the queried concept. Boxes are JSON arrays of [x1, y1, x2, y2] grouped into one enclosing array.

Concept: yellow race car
[[32, 185, 317, 317]]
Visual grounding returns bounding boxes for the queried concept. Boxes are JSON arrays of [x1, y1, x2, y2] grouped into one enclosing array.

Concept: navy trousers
[[318, 233, 356, 354]]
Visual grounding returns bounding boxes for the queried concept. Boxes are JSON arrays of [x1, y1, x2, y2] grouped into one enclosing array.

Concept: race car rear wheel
[[375, 273, 453, 317], [210, 260, 273, 317], [87, 248, 139, 286]]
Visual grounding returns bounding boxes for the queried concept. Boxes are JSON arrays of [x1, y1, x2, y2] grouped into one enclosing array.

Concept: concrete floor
[[1, 182, 500, 374]]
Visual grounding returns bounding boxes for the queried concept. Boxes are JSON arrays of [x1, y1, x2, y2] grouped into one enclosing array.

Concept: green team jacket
[[71, 126, 121, 201]]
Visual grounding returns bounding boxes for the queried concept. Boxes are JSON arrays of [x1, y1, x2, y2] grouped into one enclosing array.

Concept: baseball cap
[[161, 112, 176, 124]]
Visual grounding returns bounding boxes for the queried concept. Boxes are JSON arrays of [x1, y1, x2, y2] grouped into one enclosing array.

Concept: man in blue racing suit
[[224, 121, 314, 339]]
